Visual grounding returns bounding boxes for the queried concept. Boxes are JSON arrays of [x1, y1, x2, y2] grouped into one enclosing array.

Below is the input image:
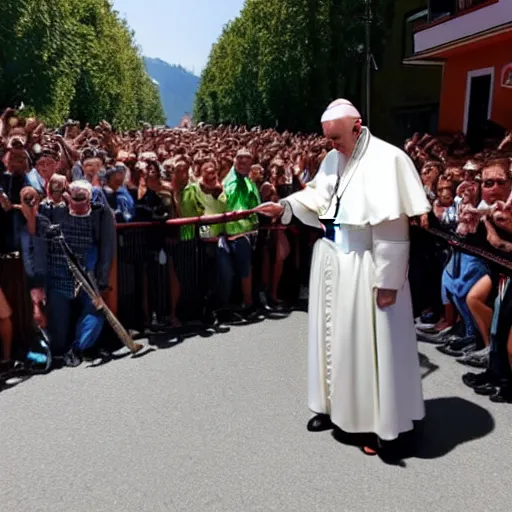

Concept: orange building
[[405, 0, 512, 144]]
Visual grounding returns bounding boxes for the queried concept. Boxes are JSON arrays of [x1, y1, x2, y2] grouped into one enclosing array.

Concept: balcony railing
[[428, 0, 496, 23]]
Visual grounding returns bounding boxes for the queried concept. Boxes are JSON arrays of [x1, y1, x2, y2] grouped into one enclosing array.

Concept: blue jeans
[[47, 289, 105, 355], [442, 252, 489, 337], [216, 235, 255, 307], [215, 244, 234, 308]]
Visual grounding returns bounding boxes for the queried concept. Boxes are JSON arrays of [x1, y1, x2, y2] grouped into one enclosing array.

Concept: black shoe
[[240, 304, 264, 322], [257, 292, 273, 313], [438, 336, 476, 357], [473, 382, 499, 396], [462, 370, 494, 388], [209, 312, 230, 334], [307, 414, 333, 432], [490, 384, 512, 403], [217, 309, 245, 325], [63, 349, 82, 368], [0, 360, 16, 374]]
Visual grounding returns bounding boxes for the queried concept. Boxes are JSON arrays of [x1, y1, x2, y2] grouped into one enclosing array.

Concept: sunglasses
[[482, 179, 509, 188]]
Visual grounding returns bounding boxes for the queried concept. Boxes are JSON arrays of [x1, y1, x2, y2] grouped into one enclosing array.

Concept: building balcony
[[411, 0, 512, 57], [427, 0, 497, 23]]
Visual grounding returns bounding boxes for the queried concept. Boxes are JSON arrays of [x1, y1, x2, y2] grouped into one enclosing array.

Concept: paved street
[[1, 311, 511, 512]]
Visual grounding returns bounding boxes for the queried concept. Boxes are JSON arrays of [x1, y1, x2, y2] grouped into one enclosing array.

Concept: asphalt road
[[1, 311, 511, 512]]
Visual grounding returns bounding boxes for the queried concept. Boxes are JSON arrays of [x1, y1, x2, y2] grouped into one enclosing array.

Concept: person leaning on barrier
[[135, 157, 185, 328], [180, 156, 236, 325], [440, 159, 512, 358], [222, 148, 263, 321], [20, 181, 115, 367]]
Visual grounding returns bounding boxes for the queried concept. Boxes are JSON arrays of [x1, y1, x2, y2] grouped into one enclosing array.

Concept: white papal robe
[[281, 128, 431, 441]]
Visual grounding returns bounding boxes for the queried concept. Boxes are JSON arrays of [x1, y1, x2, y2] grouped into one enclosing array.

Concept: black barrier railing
[[424, 227, 512, 273], [115, 215, 304, 331]]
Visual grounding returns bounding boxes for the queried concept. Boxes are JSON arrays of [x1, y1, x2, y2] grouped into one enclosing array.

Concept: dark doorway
[[466, 73, 492, 151]]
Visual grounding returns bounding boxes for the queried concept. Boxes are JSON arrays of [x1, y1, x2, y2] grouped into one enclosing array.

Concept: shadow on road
[[332, 397, 495, 467], [407, 396, 495, 460], [419, 352, 439, 380], [0, 371, 33, 393]]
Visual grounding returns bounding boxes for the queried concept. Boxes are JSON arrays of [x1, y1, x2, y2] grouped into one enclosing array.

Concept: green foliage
[[0, 0, 165, 128], [194, 0, 394, 132]]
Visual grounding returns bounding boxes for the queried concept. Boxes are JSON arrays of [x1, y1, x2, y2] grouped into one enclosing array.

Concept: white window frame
[[406, 9, 428, 24], [463, 66, 495, 134]]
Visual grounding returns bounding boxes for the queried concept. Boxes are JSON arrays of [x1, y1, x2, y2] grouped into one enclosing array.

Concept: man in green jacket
[[222, 148, 261, 319]]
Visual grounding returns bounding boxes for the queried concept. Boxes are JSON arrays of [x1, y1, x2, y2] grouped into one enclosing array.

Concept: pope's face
[[322, 118, 357, 157]]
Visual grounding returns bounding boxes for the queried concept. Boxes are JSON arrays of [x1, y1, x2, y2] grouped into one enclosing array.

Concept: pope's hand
[[376, 289, 397, 309], [255, 202, 284, 218]]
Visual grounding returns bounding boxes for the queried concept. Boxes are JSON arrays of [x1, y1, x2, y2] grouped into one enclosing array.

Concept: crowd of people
[[1, 105, 511, 405], [0, 107, 329, 371], [405, 128, 512, 403]]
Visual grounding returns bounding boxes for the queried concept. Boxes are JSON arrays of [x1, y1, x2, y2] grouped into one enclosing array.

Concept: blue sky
[[112, 0, 246, 75]]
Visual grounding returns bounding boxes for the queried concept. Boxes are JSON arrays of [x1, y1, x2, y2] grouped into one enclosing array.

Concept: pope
[[257, 99, 431, 455]]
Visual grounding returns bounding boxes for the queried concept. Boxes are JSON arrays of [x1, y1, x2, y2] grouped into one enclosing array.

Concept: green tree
[[194, 0, 394, 132], [0, 0, 165, 128]]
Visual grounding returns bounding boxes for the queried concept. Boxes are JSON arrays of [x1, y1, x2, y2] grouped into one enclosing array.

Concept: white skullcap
[[321, 100, 361, 123]]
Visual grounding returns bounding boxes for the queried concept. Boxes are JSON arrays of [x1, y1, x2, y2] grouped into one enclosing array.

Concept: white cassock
[[280, 128, 431, 441]]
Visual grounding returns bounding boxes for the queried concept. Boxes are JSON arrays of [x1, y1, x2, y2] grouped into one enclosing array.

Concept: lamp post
[[365, 0, 372, 129]]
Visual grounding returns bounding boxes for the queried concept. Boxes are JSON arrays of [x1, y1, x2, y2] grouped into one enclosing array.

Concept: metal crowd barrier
[[114, 214, 313, 331], [5, 209, 507, 358], [0, 209, 317, 358], [0, 253, 35, 357]]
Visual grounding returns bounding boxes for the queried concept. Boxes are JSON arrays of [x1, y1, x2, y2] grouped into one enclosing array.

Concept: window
[[429, 0, 456, 21], [403, 9, 429, 58], [456, 0, 491, 14]]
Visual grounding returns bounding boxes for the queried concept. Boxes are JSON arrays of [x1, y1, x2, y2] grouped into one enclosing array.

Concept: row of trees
[[194, 0, 394, 133], [0, 0, 165, 129]]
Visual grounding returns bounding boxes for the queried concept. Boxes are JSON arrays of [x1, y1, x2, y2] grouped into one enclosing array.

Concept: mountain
[[144, 57, 199, 127]]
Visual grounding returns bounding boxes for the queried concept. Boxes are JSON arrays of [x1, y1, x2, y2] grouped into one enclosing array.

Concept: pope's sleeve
[[279, 151, 339, 228], [372, 215, 410, 291]]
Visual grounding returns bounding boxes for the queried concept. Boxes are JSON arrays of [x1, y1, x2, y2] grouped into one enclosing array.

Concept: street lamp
[[365, 0, 378, 129], [365, 0, 371, 128]]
